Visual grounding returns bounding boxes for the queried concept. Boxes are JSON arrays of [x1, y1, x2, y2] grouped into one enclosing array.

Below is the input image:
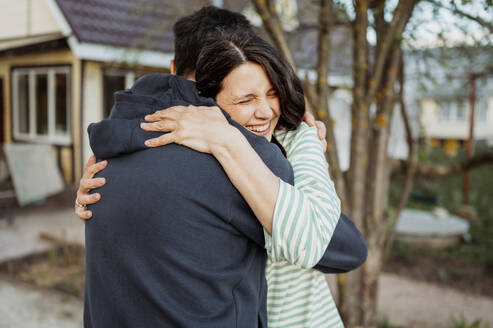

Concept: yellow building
[[0, 0, 182, 183]]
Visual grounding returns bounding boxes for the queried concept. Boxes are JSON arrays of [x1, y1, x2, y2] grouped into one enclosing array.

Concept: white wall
[[420, 97, 493, 140], [328, 89, 409, 172], [0, 0, 59, 40], [82, 62, 104, 166]]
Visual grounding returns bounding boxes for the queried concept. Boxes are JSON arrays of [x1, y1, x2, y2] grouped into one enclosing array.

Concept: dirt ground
[[2, 246, 493, 328], [2, 269, 492, 328], [378, 273, 493, 327], [1, 190, 492, 327], [384, 255, 493, 298], [0, 274, 83, 328]]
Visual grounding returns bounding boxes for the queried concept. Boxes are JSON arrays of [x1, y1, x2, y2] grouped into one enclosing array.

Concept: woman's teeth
[[247, 123, 269, 133]]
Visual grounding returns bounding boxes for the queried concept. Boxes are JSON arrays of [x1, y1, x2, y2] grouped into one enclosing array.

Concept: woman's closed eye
[[235, 95, 255, 105]]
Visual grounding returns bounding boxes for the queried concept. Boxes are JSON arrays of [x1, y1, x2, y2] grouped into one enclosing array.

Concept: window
[[12, 67, 71, 144], [439, 99, 467, 122], [456, 100, 467, 121], [103, 69, 147, 118], [439, 98, 489, 124], [477, 98, 487, 123], [439, 101, 452, 121]]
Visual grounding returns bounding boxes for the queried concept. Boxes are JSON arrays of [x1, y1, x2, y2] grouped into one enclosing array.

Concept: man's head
[[172, 6, 254, 79]]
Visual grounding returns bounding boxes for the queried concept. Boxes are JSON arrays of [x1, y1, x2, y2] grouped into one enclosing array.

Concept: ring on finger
[[75, 199, 86, 209]]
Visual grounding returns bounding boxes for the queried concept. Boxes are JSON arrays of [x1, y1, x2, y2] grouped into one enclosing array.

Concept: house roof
[[287, 25, 352, 73], [52, 0, 353, 75], [54, 0, 210, 53]]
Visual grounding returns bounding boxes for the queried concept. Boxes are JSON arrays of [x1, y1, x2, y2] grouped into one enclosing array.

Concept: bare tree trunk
[[339, 1, 369, 325], [362, 44, 401, 326], [348, 0, 369, 226], [344, 1, 418, 326], [314, 0, 347, 207]]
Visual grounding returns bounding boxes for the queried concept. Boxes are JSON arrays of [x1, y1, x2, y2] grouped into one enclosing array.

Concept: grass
[[448, 314, 491, 328]]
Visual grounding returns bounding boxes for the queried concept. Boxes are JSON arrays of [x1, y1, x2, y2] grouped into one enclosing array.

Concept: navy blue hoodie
[[84, 74, 294, 328]]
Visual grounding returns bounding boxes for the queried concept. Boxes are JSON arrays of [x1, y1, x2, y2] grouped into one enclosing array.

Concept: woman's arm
[[143, 105, 280, 234]]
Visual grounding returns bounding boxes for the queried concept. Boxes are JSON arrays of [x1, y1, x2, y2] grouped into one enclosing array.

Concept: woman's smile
[[246, 122, 271, 135]]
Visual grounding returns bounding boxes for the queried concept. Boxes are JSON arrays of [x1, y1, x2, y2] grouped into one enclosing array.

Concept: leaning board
[[3, 144, 64, 206]]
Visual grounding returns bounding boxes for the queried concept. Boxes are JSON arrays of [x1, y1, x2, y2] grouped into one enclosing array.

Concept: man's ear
[[170, 59, 177, 75]]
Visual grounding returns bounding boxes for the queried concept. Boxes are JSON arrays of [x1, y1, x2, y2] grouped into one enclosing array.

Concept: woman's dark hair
[[195, 32, 305, 130]]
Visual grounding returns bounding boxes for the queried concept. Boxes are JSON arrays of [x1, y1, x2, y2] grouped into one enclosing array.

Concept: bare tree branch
[[365, 43, 402, 225], [302, 74, 318, 110], [316, 0, 331, 108], [313, 0, 347, 206], [417, 151, 493, 177], [348, 0, 370, 218], [394, 62, 416, 215], [427, 0, 493, 34], [251, 0, 297, 70], [364, 0, 418, 107], [393, 150, 493, 178]]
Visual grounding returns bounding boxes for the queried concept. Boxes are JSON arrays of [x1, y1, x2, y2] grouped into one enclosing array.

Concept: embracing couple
[[75, 6, 367, 328]]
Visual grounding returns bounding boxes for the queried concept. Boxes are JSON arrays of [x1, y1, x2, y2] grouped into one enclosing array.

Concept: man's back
[[84, 74, 294, 328]]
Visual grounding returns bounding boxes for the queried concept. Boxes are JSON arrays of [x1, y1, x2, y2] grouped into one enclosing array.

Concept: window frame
[[476, 98, 488, 123], [12, 66, 72, 145], [438, 100, 452, 121]]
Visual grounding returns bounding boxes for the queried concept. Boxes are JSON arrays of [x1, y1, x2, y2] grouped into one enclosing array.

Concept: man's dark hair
[[173, 6, 253, 77], [195, 32, 305, 130]]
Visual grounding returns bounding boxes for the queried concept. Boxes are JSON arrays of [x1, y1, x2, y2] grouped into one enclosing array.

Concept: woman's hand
[[75, 156, 107, 221], [302, 112, 327, 152], [141, 105, 235, 155]]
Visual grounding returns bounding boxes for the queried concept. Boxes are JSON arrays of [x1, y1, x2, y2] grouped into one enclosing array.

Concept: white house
[[407, 47, 493, 150], [0, 0, 210, 182]]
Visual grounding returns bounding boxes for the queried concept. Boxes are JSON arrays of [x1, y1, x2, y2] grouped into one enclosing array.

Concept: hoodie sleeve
[[313, 213, 367, 273], [88, 118, 163, 159], [264, 123, 341, 268]]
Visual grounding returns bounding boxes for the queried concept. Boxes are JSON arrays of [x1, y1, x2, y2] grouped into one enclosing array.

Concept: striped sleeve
[[264, 123, 341, 268]]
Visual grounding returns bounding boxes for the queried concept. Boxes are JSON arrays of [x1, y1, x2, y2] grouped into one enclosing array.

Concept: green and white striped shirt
[[265, 122, 343, 328]]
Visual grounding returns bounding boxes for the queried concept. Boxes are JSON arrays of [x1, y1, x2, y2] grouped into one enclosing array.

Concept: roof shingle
[[55, 0, 210, 53]]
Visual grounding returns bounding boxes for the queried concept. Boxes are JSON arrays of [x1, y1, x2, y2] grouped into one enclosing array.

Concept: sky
[[335, 0, 492, 48], [406, 0, 492, 48]]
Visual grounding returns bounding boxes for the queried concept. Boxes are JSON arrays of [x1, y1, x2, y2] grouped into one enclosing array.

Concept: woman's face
[[216, 62, 280, 141]]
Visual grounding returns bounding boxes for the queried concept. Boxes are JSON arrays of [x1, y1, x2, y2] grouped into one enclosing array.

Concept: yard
[[386, 143, 493, 299]]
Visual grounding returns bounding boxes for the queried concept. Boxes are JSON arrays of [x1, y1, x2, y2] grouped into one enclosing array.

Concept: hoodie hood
[[88, 74, 221, 159]]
